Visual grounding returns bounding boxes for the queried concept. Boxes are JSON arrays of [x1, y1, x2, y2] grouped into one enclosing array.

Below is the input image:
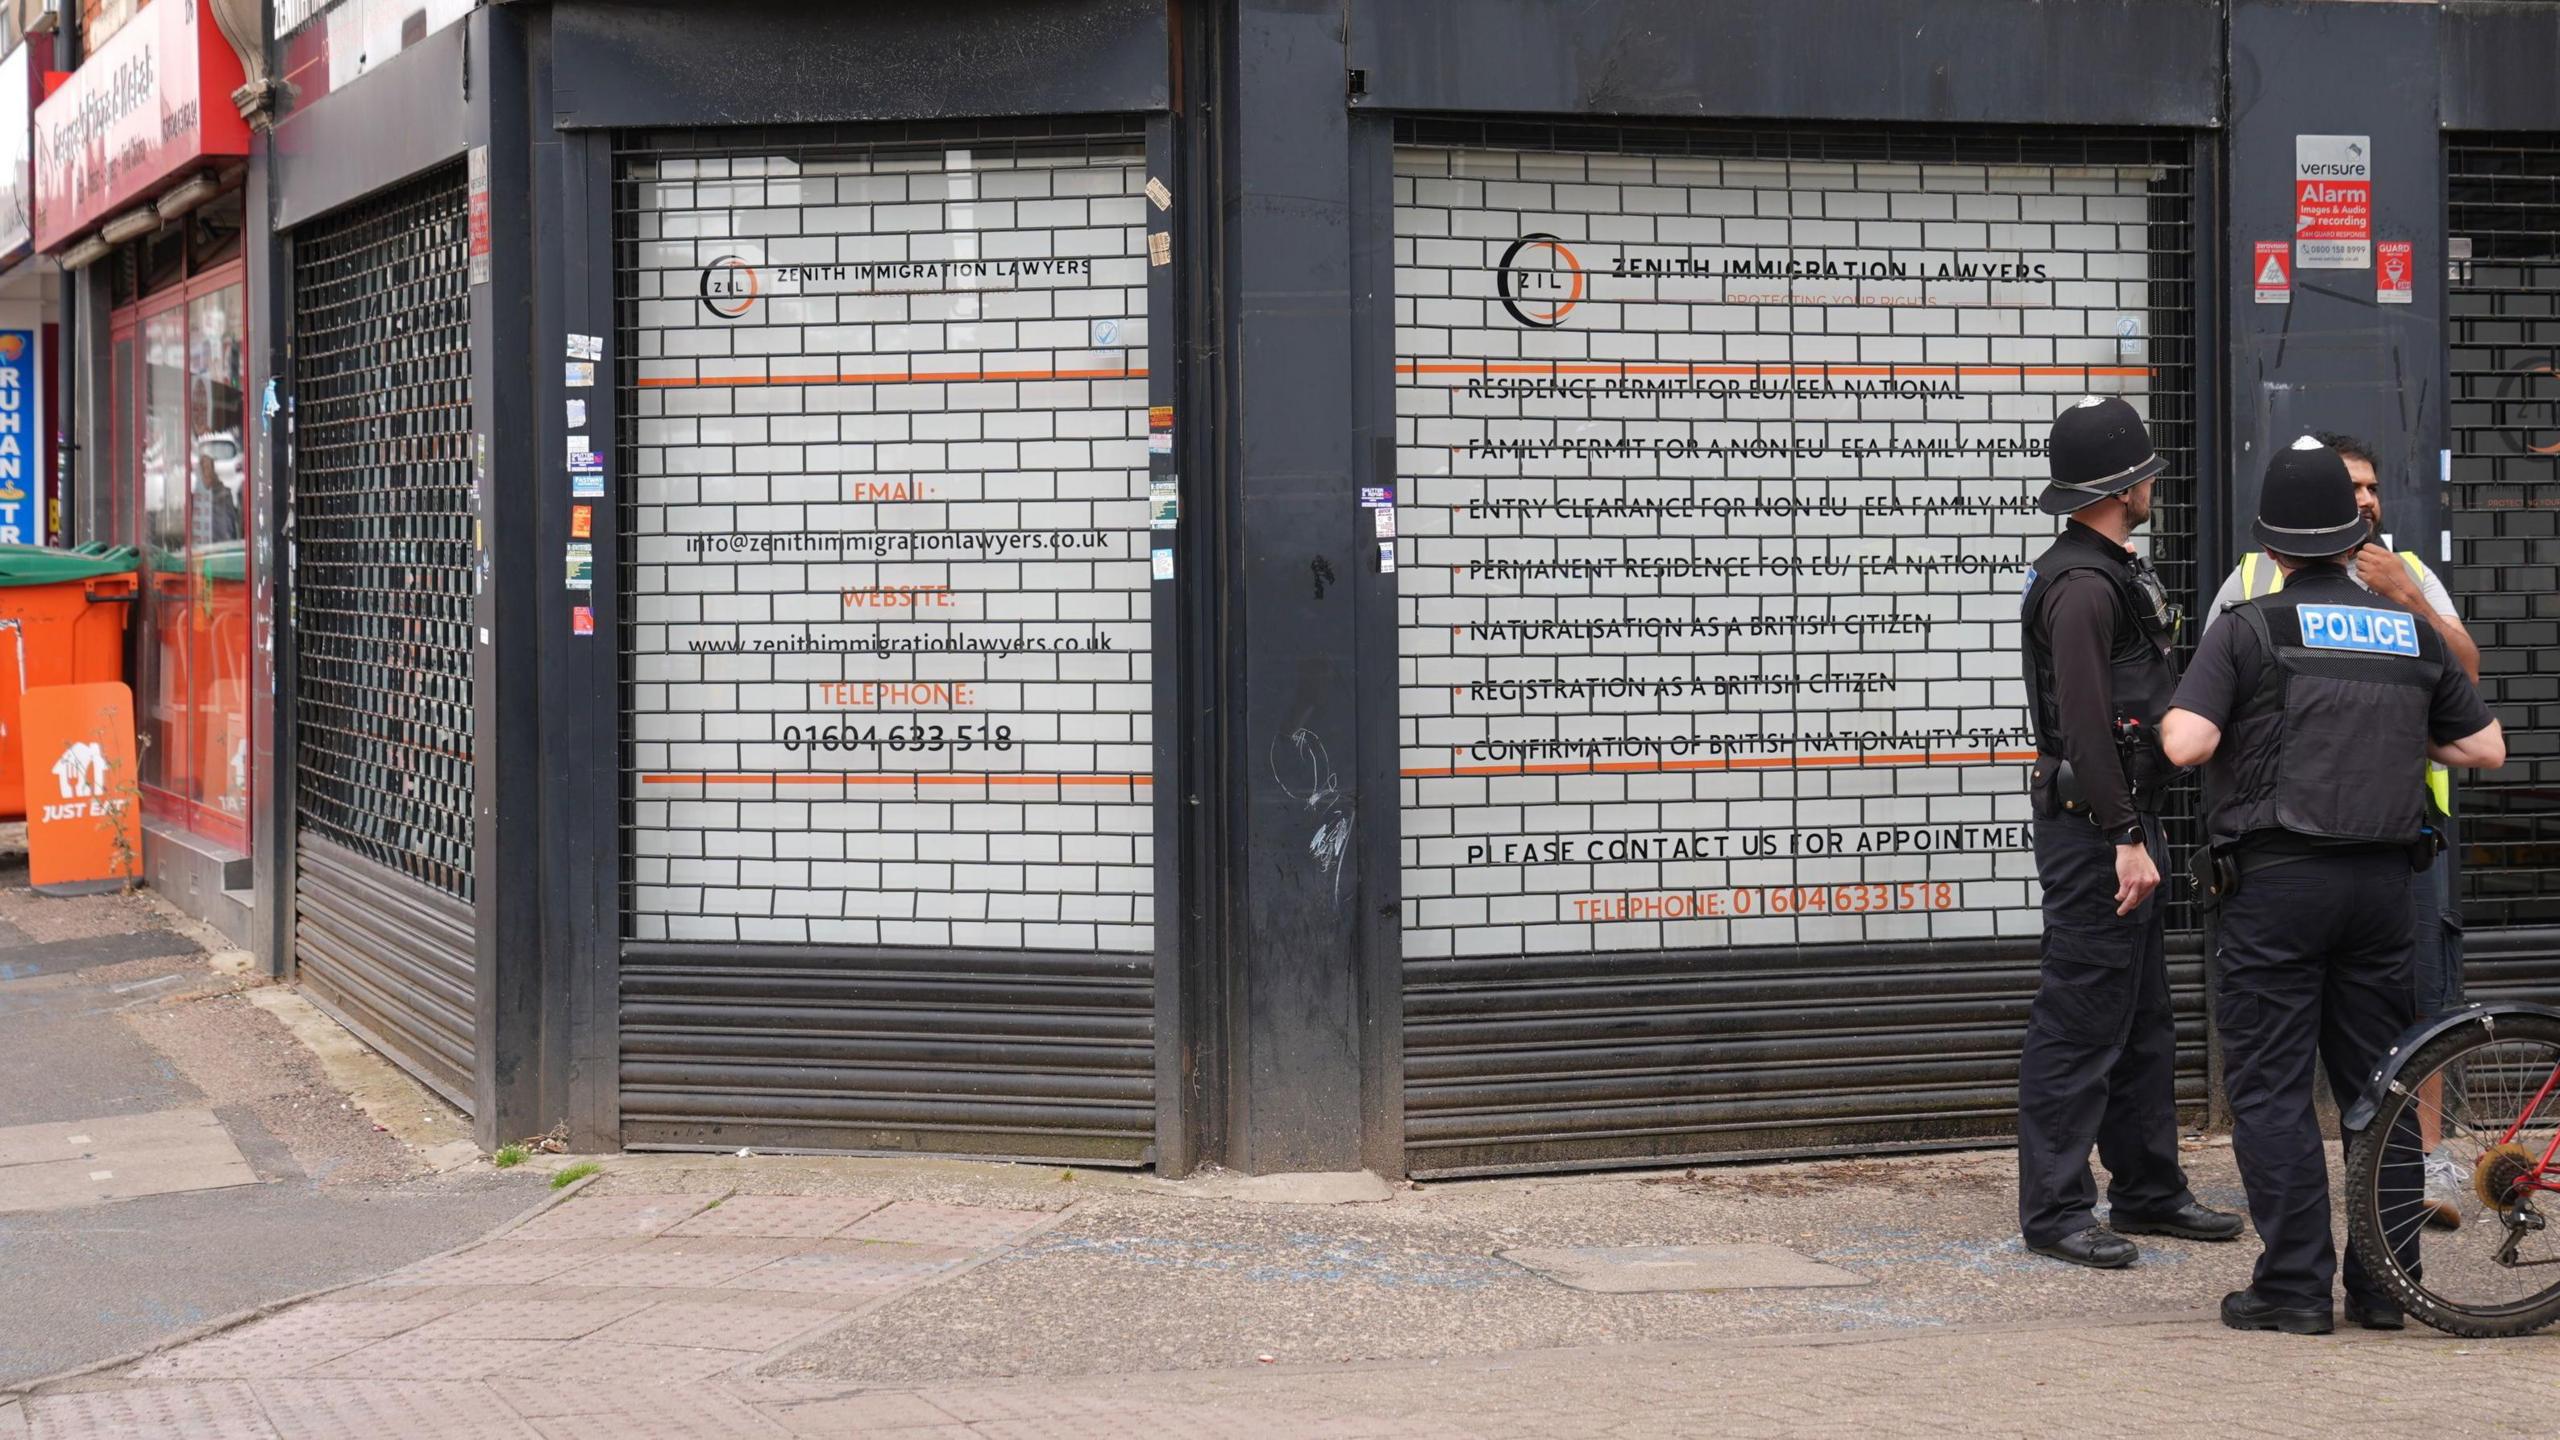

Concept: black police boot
[[2027, 1229, 2138, 1269], [2343, 1294, 2405, 1331], [2221, 1289, 2333, 1335], [2109, 1201, 2245, 1242]]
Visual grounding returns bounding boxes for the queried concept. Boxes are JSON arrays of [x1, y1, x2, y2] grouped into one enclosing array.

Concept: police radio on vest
[[2298, 604, 2420, 656]]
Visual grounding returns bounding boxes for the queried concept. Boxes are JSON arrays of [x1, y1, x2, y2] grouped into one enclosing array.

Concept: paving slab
[[664, 1195, 886, 1240], [1499, 1244, 1871, 1294], [498, 1340, 745, 1387], [302, 1333, 565, 1383], [0, 1110, 256, 1213], [21, 1382, 277, 1440], [543, 1237, 797, 1290], [246, 1380, 540, 1440], [489, 1381, 784, 1437], [720, 1242, 972, 1298], [840, 1201, 1055, 1249], [587, 1302, 838, 1354], [403, 1298, 659, 1343], [507, 1195, 719, 1242]]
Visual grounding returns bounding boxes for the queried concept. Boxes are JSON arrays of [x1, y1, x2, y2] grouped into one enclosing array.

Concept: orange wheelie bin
[[0, 544, 141, 820]]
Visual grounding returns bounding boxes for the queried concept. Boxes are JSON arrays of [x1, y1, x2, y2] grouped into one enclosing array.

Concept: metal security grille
[[289, 161, 479, 1111], [1392, 120, 2204, 1173], [2448, 137, 2560, 992], [610, 122, 1155, 1163], [291, 162, 477, 899]]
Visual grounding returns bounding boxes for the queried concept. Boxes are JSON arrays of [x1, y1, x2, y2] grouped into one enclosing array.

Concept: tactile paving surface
[[663, 1196, 886, 1240], [587, 1302, 837, 1353], [838, 1202, 1055, 1249], [247, 1380, 543, 1440], [497, 1340, 746, 1387], [303, 1333, 567, 1382], [487, 1381, 785, 1438], [407, 1298, 659, 1342], [125, 1317, 376, 1381], [377, 1241, 612, 1288], [719, 1242, 971, 1297], [509, 1195, 719, 1241], [24, 1382, 277, 1440], [544, 1239, 794, 1290]]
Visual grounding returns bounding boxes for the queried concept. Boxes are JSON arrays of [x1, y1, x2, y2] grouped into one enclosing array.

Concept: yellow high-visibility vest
[[2238, 549, 2454, 816]]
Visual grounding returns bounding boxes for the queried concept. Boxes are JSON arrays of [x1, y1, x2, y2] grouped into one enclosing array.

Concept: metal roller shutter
[[289, 162, 480, 1112], [615, 123, 1156, 1162], [1394, 121, 2207, 1175], [2446, 134, 2560, 1004]]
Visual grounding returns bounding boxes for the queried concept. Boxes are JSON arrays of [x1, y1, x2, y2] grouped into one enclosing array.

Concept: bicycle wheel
[[2343, 1011, 2560, 1338]]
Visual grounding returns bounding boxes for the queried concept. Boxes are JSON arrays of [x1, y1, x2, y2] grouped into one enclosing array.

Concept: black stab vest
[[2020, 532, 2179, 800], [2203, 574, 2444, 850]]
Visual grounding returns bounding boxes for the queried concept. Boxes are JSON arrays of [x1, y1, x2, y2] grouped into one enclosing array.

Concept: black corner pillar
[[2227, 0, 2448, 560], [1193, 0, 1399, 1176], [468, 2, 552, 1151]]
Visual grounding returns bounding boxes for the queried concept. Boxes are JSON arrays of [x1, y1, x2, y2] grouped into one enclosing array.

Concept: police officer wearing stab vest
[[2162, 439, 2505, 1334], [2017, 397, 2243, 1269]]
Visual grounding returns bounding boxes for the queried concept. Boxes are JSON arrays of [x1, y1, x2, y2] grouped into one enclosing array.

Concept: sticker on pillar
[[2294, 135, 2371, 269], [1147, 232, 1172, 267], [566, 542, 594, 591], [569, 450, 604, 474], [1359, 485, 1394, 508], [572, 606, 595, 637], [1148, 405, 1174, 455], [260, 379, 278, 438], [566, 398, 587, 427], [1378, 542, 1396, 575], [1151, 546, 1175, 581], [467, 146, 491, 287], [2377, 242, 2414, 304], [571, 503, 594, 539], [1145, 176, 1172, 212], [566, 334, 603, 361], [1373, 506, 1396, 539], [1148, 476, 1179, 529], [2254, 243, 2292, 305], [566, 362, 595, 388], [572, 473, 605, 499]]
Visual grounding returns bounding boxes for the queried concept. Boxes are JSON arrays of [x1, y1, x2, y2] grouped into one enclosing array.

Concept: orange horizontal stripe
[[1400, 748, 2036, 779], [638, 366, 1148, 389], [642, 772, 1151, 787], [1399, 362, 2148, 378]]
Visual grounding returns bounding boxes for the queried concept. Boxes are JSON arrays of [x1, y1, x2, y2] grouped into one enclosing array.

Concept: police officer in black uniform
[[2017, 397, 2243, 1269], [2162, 439, 2505, 1334]]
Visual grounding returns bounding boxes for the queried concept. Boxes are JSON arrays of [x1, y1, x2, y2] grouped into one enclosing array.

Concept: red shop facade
[[37, 0, 255, 933]]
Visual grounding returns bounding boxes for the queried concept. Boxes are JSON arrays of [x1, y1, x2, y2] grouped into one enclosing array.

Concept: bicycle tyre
[[2343, 1011, 2560, 1339]]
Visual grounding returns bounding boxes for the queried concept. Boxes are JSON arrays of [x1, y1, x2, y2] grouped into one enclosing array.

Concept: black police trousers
[[2216, 846, 2422, 1309], [2020, 813, 2195, 1247]]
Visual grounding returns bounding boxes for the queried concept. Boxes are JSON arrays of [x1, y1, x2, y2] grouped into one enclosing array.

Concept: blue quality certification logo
[[2297, 604, 2420, 656], [0, 331, 32, 545]]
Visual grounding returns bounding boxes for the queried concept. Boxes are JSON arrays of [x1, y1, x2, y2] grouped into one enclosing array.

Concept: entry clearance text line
[[1399, 747, 2039, 779]]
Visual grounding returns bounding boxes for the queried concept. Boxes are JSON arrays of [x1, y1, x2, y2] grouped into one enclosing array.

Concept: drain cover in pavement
[[1500, 1244, 1870, 1294]]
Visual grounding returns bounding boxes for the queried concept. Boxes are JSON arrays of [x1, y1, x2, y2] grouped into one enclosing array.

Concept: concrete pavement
[[5, 1155, 2552, 1436], [0, 864, 541, 1384]]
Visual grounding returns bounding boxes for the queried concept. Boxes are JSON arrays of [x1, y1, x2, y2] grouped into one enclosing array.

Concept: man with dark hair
[[2163, 438, 2505, 1335], [2014, 396, 2242, 1270], [2203, 430, 2481, 1230]]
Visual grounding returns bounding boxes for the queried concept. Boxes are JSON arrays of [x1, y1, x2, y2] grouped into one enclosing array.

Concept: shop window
[[111, 238, 249, 847]]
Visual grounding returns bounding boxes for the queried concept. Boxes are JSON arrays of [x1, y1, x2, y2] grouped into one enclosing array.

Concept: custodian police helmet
[[2036, 395, 2168, 516], [2252, 436, 2367, 559]]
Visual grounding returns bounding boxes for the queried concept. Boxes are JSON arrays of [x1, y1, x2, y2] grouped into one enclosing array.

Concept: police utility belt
[[2029, 722, 2171, 825], [2189, 826, 2442, 910]]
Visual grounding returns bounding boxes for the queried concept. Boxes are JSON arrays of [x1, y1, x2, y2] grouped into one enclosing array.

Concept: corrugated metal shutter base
[[1407, 941, 2208, 1177], [618, 943, 1153, 1163], [293, 833, 477, 1112]]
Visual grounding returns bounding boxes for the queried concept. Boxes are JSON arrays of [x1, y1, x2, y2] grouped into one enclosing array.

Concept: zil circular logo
[[1496, 233, 1585, 328], [0, 334, 25, 361], [698, 256, 761, 320]]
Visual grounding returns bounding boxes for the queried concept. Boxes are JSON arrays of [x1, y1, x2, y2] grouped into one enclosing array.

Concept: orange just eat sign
[[20, 682, 140, 894]]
